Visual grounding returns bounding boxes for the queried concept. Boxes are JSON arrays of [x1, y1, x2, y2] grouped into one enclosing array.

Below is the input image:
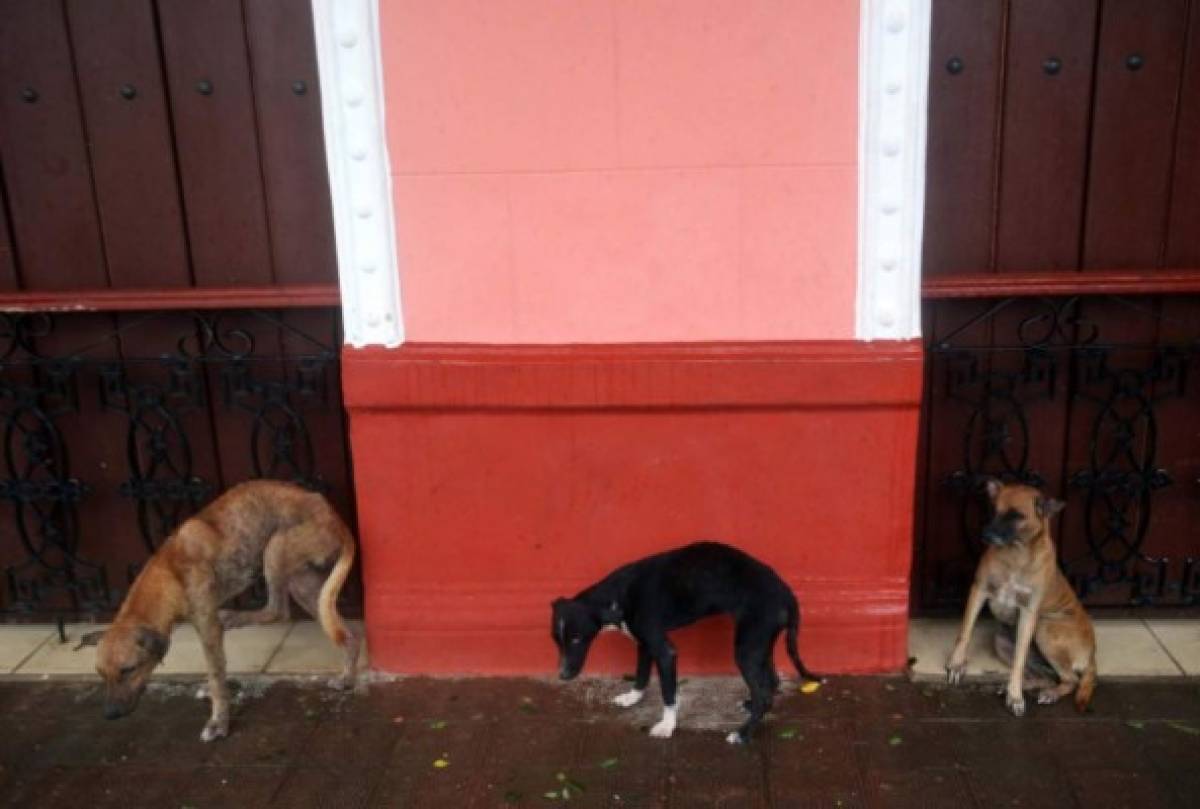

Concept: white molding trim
[[856, 0, 930, 341], [311, 0, 404, 347]]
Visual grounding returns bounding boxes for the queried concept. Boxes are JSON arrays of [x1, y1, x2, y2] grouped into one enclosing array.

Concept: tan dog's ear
[[1037, 496, 1066, 518], [136, 627, 170, 662], [982, 477, 1003, 501], [74, 630, 106, 651]]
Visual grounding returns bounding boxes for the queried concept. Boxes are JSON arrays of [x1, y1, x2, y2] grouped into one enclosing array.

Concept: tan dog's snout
[[79, 625, 169, 721]]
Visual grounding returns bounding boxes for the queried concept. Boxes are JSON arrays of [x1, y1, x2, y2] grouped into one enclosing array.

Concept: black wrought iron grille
[[921, 295, 1200, 610], [0, 309, 354, 619]]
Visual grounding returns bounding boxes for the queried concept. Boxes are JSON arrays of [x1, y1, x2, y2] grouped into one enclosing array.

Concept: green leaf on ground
[[778, 727, 801, 740], [888, 735, 903, 746], [503, 790, 523, 804], [599, 757, 619, 769], [428, 719, 448, 730], [1168, 721, 1200, 736], [1126, 720, 1145, 730]]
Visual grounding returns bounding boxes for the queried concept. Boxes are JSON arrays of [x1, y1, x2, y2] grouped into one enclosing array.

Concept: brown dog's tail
[[785, 592, 825, 683], [318, 521, 356, 647], [1074, 653, 1097, 713]]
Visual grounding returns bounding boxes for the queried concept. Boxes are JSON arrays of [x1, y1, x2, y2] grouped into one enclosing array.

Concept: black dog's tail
[[785, 592, 825, 683]]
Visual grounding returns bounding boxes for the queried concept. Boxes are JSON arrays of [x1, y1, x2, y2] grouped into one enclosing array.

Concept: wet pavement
[[1, 674, 1198, 808]]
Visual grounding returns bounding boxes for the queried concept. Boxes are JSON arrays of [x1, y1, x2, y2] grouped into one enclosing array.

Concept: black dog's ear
[[551, 597, 567, 610], [599, 601, 623, 625], [135, 627, 170, 662], [74, 630, 106, 651], [1036, 496, 1066, 518]]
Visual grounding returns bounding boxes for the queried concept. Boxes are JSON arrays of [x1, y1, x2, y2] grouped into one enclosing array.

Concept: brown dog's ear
[[135, 627, 170, 662], [1037, 496, 1066, 518], [982, 478, 1003, 501], [74, 630, 107, 651]]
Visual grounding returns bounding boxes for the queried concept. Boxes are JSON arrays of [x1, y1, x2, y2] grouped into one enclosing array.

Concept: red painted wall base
[[343, 341, 923, 675]]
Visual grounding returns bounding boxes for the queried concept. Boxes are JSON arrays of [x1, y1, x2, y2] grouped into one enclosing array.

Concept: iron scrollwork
[[928, 295, 1199, 609], [0, 310, 341, 617]]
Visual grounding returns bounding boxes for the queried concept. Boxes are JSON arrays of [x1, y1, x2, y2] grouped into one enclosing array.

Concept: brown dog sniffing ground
[[946, 480, 1097, 717], [78, 480, 360, 741]]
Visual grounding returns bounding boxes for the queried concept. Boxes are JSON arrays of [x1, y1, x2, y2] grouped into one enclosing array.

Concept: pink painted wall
[[381, 0, 859, 343]]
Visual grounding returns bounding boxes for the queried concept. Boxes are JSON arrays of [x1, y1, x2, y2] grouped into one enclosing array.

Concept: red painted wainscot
[[343, 341, 923, 675]]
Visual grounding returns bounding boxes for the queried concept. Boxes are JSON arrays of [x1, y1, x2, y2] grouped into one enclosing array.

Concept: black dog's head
[[981, 479, 1064, 548], [551, 597, 621, 680]]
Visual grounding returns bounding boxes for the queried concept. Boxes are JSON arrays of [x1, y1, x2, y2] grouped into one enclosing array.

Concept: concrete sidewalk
[[3, 617, 1194, 678], [1, 675, 1198, 808]]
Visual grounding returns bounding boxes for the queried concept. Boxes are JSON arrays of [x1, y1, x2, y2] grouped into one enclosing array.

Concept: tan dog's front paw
[[1005, 689, 1026, 717], [200, 718, 229, 742], [1037, 689, 1061, 705], [946, 659, 966, 685]]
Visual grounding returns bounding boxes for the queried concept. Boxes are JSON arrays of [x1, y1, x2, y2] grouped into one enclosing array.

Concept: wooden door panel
[[0, 0, 107, 290], [156, 0, 274, 287], [1082, 0, 1189, 269], [1166, 6, 1200, 265], [65, 0, 192, 288], [244, 0, 337, 285], [922, 0, 1006, 278], [0, 173, 18, 289], [995, 0, 1099, 272]]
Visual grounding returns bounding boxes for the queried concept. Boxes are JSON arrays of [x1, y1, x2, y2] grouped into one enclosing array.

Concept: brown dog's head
[[77, 625, 170, 719], [981, 479, 1064, 547]]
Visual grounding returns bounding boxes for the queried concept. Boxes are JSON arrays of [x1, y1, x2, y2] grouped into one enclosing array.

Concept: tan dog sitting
[[946, 480, 1097, 716], [78, 480, 360, 741]]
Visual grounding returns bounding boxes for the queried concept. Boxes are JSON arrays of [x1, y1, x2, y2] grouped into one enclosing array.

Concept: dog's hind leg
[[647, 636, 679, 739], [288, 568, 360, 689], [1032, 624, 1080, 706], [741, 629, 782, 713], [219, 535, 291, 630], [730, 621, 774, 744]]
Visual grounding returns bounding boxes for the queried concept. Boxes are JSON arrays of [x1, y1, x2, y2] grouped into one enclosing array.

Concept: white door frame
[[310, 0, 404, 348], [856, 0, 931, 341]]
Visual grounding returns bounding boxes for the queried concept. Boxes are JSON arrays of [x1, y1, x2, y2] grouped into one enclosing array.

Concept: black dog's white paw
[[725, 731, 745, 745]]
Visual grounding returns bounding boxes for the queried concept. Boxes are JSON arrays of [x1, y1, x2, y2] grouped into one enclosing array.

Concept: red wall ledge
[[344, 341, 923, 675]]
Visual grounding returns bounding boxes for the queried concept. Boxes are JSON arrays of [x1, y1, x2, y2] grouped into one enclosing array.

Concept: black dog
[[551, 541, 821, 744]]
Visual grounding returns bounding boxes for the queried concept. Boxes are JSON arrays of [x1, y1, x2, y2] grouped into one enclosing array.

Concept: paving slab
[[265, 618, 368, 674], [0, 626, 53, 673], [1146, 619, 1200, 676], [0, 676, 1196, 808]]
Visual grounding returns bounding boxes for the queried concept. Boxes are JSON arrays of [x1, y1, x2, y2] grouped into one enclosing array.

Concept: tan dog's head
[[981, 479, 1064, 547], [77, 625, 170, 719]]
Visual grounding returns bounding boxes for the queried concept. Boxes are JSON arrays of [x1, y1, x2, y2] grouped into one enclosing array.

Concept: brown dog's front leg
[[947, 582, 986, 684], [195, 609, 230, 742], [1005, 605, 1038, 717]]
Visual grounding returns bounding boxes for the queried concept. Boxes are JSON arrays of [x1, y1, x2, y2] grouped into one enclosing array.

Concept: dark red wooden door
[[0, 1, 356, 618], [916, 0, 1200, 612]]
